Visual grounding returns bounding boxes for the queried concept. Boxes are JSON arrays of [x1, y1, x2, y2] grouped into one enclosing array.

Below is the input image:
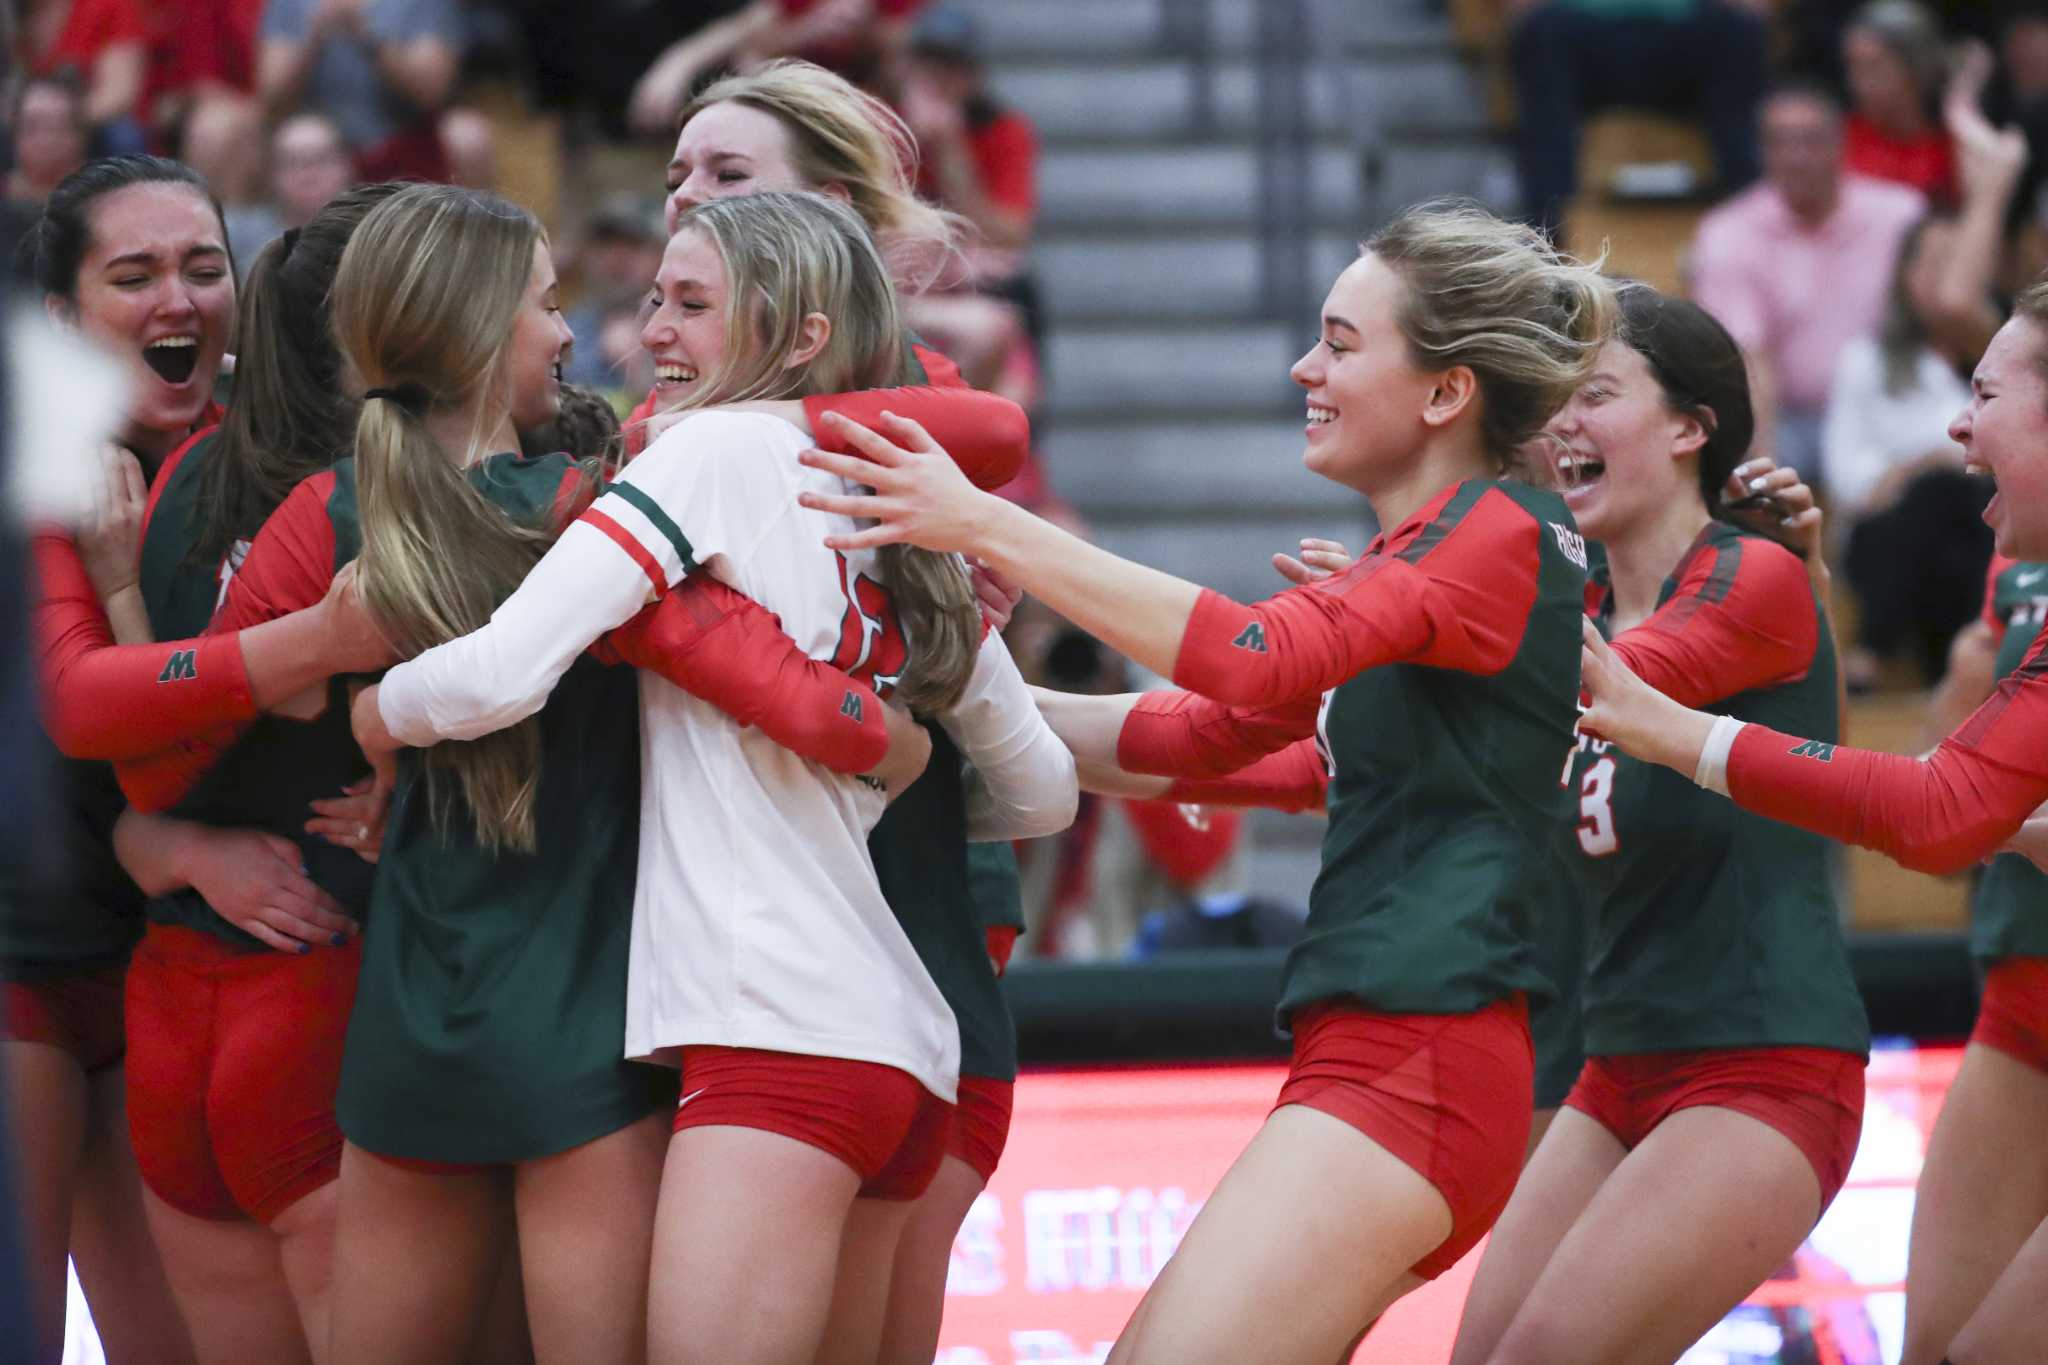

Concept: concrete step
[[954, 0, 1452, 61], [1367, 135, 1518, 226], [1035, 231, 1359, 322], [1042, 320, 1304, 418], [1039, 142, 1363, 229], [993, 51, 1483, 144], [1044, 418, 1334, 515]]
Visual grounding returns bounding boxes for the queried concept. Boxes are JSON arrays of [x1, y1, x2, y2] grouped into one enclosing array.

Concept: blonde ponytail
[[334, 184, 562, 852]]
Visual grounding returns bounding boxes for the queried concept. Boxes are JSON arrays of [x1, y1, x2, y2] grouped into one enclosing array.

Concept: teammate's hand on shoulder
[[1998, 799, 2048, 873], [1724, 458, 1824, 560], [868, 703, 932, 802], [1272, 537, 1355, 586], [969, 556, 1024, 631], [185, 826, 358, 953]]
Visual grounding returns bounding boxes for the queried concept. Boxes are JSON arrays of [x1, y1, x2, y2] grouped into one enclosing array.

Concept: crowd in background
[[10, 0, 2043, 961], [1512, 0, 2048, 694]]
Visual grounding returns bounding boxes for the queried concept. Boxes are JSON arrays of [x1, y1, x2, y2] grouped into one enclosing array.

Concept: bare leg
[[327, 1144, 509, 1365], [1902, 1045, 2048, 1365], [1107, 1105, 1454, 1365], [815, 1196, 915, 1365], [876, 1155, 985, 1365], [516, 1113, 669, 1365], [1486, 1107, 1824, 1365], [648, 1126, 862, 1365], [1, 1041, 87, 1363], [143, 1189, 312, 1365], [68, 1065, 193, 1365], [1946, 1215, 2048, 1365], [1451, 1108, 1626, 1365], [271, 1179, 340, 1363], [1522, 1106, 1559, 1163]]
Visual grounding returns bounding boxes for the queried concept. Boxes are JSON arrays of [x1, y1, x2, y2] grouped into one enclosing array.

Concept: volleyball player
[[794, 200, 1610, 1362], [7, 153, 243, 1365], [1448, 288, 1867, 1365], [1578, 281, 2048, 1365], [353, 190, 1072, 1365]]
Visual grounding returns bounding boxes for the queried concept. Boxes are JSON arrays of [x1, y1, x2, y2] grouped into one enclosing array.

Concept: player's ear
[[1420, 364, 1478, 430], [783, 312, 832, 370]]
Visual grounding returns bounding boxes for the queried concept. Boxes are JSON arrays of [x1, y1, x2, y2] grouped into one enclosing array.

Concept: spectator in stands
[[257, 0, 495, 187], [6, 76, 91, 205], [18, 0, 147, 154], [3, 75, 90, 269], [1690, 81, 1924, 483], [1505, 0, 1770, 237], [1826, 91, 2020, 688], [899, 5, 1044, 363], [222, 110, 356, 271], [1841, 0, 1958, 203], [626, 0, 924, 137], [561, 193, 665, 393], [155, 0, 269, 208]]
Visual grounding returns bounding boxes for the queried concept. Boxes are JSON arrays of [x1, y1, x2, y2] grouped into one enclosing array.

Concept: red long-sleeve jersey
[[32, 426, 258, 760], [122, 460, 894, 812], [1168, 481, 1549, 709], [623, 341, 1028, 489], [1116, 480, 1568, 798], [39, 385, 991, 780], [1723, 641, 2048, 876], [1601, 525, 1817, 705]]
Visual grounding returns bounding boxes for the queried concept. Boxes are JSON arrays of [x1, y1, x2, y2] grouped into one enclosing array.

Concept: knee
[[439, 107, 498, 189], [1486, 1307, 1579, 1365]]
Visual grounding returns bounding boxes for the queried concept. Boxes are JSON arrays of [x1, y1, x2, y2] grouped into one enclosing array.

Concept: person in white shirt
[[353, 189, 1075, 1365], [1826, 213, 2000, 688]]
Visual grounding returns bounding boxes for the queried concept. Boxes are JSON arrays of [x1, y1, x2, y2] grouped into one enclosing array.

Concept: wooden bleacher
[[1565, 111, 1713, 294]]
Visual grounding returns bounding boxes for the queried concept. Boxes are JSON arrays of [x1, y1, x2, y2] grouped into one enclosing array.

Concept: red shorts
[[1971, 956, 2048, 1076], [1275, 995, 1533, 1281], [1565, 1046, 1866, 1210], [949, 1075, 1015, 1184], [3, 962, 127, 1072], [673, 1046, 953, 1201], [125, 925, 360, 1225]]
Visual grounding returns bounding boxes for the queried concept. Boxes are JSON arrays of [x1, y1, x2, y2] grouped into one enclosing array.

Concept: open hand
[[307, 771, 392, 865], [185, 826, 357, 953], [796, 410, 997, 555], [1273, 537, 1355, 586]]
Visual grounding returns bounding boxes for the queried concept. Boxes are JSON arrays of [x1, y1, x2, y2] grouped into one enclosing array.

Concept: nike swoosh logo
[[675, 1087, 707, 1109], [2018, 569, 2045, 587]]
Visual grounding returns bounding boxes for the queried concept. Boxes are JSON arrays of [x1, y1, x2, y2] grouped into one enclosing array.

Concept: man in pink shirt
[[1691, 80, 1925, 484]]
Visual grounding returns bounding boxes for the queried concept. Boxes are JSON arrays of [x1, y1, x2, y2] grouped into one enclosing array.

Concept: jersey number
[[1576, 755, 1619, 857], [829, 552, 908, 697]]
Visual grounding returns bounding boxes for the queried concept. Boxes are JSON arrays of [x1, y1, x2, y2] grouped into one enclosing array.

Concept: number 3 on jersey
[[1576, 755, 1619, 857], [829, 551, 908, 697]]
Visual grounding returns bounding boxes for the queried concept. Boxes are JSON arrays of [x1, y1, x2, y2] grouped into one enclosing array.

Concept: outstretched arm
[[799, 413, 1545, 708], [1578, 620, 2048, 875]]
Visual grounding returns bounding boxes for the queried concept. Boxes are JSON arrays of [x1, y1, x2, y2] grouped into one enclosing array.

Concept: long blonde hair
[[673, 191, 980, 713], [1367, 199, 1617, 479], [680, 59, 963, 289], [332, 184, 561, 852]]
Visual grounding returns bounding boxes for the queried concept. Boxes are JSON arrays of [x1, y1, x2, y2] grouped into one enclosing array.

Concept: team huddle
[[7, 52, 2048, 1365]]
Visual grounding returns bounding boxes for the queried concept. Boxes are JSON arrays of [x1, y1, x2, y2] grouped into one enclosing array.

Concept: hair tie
[[279, 226, 300, 258], [364, 385, 423, 412]]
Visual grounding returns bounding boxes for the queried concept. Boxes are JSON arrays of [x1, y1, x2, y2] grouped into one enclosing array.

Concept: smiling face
[[664, 101, 811, 234], [501, 240, 573, 432], [1288, 253, 1440, 493], [1952, 315, 2048, 558], [1545, 340, 1705, 542], [61, 182, 234, 452], [640, 228, 732, 405]]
